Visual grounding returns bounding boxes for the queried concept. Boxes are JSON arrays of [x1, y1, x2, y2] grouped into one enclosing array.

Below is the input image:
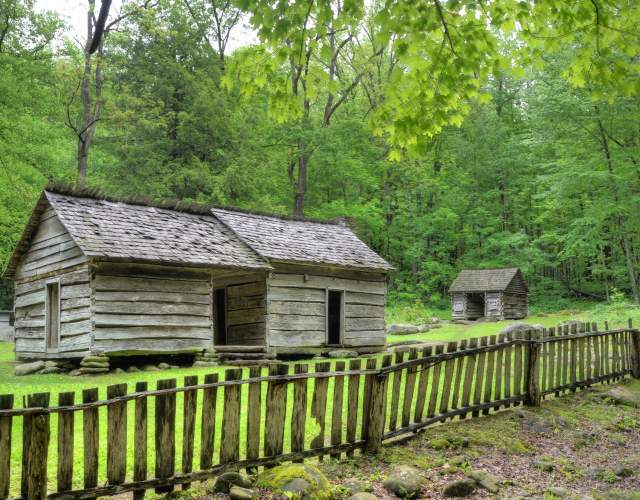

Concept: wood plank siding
[[13, 210, 91, 359], [92, 263, 214, 355], [267, 264, 387, 351]]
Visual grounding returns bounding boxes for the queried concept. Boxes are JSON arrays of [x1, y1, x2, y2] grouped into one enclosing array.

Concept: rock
[[15, 361, 45, 376], [82, 355, 108, 363], [126, 366, 141, 373], [111, 368, 125, 374], [535, 460, 556, 472], [256, 463, 331, 499], [600, 386, 640, 408], [342, 479, 372, 494], [69, 369, 82, 376], [500, 323, 544, 336], [382, 465, 424, 498], [143, 364, 159, 371], [615, 465, 634, 478], [39, 366, 63, 375], [169, 365, 179, 369], [79, 367, 109, 374], [417, 324, 431, 332], [514, 409, 553, 433], [387, 324, 420, 335], [282, 478, 311, 496], [44, 360, 59, 368], [312, 356, 327, 360], [327, 349, 358, 358], [229, 485, 254, 500], [586, 467, 606, 480], [430, 316, 440, 324], [213, 471, 253, 493], [158, 362, 170, 370], [349, 494, 378, 500], [193, 360, 218, 367], [546, 486, 569, 497], [429, 323, 442, 329], [80, 361, 110, 369], [443, 479, 476, 497], [469, 470, 499, 493]]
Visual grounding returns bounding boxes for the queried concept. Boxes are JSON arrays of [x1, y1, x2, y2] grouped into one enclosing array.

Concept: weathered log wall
[[13, 207, 91, 359], [266, 264, 387, 351], [14, 267, 92, 359], [92, 263, 214, 354]]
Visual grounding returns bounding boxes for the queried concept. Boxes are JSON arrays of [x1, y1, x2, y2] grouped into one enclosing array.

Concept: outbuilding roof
[[4, 187, 392, 277], [449, 268, 526, 293], [212, 209, 393, 272]]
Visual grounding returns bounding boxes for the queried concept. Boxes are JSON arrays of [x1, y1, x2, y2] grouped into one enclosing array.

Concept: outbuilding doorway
[[466, 292, 486, 319]]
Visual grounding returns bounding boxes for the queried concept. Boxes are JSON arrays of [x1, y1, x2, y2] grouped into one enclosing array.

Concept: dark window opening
[[327, 290, 343, 345], [214, 288, 227, 346], [46, 282, 60, 350]]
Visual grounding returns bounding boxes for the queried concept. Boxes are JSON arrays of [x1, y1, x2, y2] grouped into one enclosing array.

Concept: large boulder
[[15, 361, 45, 376], [382, 465, 424, 498], [387, 324, 421, 335], [600, 386, 640, 408], [256, 463, 331, 500], [500, 323, 544, 336]]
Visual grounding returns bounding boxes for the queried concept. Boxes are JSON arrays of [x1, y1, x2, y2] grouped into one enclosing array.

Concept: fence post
[[524, 330, 542, 406], [629, 318, 640, 379], [365, 361, 390, 454]]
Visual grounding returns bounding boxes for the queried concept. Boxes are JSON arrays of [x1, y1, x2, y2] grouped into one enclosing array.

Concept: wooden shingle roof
[[449, 268, 525, 293], [212, 209, 393, 272], [5, 187, 392, 276]]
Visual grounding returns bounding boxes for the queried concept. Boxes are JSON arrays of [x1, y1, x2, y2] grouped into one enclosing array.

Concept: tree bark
[[596, 113, 640, 304]]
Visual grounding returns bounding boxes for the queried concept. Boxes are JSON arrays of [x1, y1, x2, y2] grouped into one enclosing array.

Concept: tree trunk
[[293, 142, 308, 217], [596, 113, 640, 304]]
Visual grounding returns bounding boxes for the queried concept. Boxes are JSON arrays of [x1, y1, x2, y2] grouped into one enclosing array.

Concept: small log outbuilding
[[449, 268, 528, 321], [4, 188, 392, 360]]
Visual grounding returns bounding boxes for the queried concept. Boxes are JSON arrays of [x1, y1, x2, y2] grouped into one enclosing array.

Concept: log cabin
[[449, 268, 528, 321], [4, 187, 393, 361]]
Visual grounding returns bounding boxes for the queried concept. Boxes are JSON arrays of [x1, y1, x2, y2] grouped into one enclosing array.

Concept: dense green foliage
[[1, 0, 639, 311]]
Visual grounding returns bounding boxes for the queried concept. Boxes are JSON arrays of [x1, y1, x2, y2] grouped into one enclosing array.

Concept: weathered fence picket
[[0, 320, 638, 499]]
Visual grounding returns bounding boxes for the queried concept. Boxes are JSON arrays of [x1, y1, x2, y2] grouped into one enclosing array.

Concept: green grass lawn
[[1, 300, 638, 496]]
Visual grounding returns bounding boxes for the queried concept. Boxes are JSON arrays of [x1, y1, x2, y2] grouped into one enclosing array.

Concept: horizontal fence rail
[[0, 319, 639, 499]]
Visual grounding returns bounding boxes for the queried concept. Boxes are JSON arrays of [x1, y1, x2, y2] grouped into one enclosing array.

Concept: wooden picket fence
[[0, 320, 639, 499]]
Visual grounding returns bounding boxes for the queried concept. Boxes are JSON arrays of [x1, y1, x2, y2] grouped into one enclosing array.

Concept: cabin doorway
[[327, 290, 343, 345], [213, 288, 227, 346]]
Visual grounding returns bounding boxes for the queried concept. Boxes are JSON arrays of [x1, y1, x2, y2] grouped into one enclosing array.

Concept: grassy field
[[1, 300, 638, 496]]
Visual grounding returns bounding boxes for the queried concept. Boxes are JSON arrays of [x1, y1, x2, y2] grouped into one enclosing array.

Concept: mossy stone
[[256, 463, 331, 499], [382, 465, 424, 498], [443, 479, 476, 497]]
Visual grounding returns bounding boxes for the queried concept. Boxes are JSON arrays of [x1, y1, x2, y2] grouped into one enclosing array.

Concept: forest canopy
[[0, 0, 639, 310]]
